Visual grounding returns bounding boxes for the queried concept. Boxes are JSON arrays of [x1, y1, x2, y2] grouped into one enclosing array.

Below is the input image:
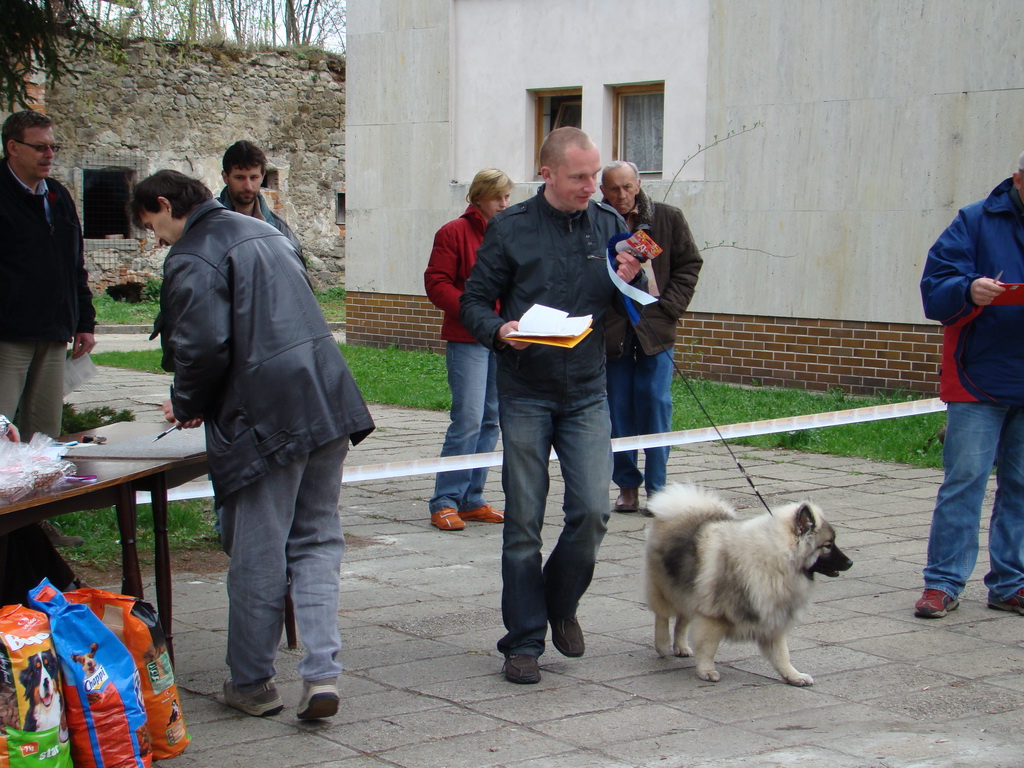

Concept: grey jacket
[[161, 200, 374, 499], [460, 186, 628, 401]]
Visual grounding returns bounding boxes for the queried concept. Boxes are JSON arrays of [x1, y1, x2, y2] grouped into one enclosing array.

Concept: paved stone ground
[[64, 333, 1022, 768]]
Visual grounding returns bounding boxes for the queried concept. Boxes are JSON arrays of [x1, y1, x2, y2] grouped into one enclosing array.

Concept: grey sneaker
[[223, 679, 283, 717], [296, 678, 339, 720]]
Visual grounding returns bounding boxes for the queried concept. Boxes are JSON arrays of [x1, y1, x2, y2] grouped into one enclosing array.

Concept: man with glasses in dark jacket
[[0, 110, 95, 441], [131, 170, 374, 720]]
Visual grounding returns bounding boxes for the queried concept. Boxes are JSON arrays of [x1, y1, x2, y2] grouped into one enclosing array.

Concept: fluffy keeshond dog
[[643, 484, 852, 686]]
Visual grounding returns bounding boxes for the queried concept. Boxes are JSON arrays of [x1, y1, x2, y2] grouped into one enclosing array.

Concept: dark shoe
[[614, 487, 639, 513], [223, 679, 284, 717], [914, 588, 959, 618], [988, 588, 1024, 615], [550, 616, 585, 657], [502, 654, 540, 684], [296, 678, 339, 720]]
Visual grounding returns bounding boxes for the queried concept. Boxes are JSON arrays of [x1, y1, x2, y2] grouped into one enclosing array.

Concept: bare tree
[[1, 0, 343, 108], [104, 0, 345, 51]]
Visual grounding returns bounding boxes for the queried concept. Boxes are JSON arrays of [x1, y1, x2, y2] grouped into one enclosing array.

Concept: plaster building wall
[[28, 41, 347, 289], [346, 0, 1024, 394]]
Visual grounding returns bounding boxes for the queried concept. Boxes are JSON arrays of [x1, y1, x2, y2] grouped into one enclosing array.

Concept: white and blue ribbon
[[606, 233, 656, 325]]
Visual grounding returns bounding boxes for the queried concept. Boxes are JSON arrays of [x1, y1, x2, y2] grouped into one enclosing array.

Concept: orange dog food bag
[[65, 590, 188, 760]]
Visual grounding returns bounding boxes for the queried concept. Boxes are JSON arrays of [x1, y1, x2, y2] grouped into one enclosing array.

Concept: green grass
[[92, 294, 160, 325], [340, 344, 450, 409], [59, 499, 219, 567], [92, 285, 346, 325], [89, 350, 167, 374], [317, 286, 346, 322], [89, 344, 945, 469], [671, 378, 945, 468]]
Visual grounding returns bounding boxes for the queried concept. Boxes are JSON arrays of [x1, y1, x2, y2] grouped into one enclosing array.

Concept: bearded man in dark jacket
[[130, 170, 374, 721], [601, 161, 702, 513]]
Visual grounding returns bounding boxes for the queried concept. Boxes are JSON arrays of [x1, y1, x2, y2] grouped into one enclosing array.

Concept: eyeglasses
[[10, 138, 60, 154]]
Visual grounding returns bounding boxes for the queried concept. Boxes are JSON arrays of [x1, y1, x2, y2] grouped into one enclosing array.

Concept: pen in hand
[[153, 424, 180, 442]]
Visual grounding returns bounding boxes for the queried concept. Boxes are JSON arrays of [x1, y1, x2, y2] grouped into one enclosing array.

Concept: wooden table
[[0, 422, 208, 658]]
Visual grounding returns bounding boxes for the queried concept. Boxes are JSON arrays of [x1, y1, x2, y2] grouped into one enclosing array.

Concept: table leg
[[150, 472, 174, 662], [115, 483, 144, 599]]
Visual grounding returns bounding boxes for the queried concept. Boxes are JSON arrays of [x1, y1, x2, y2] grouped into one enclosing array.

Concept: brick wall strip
[[346, 293, 943, 395]]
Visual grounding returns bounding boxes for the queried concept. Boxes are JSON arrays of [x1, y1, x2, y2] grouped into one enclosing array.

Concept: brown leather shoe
[[502, 654, 540, 684], [550, 616, 585, 657], [613, 487, 639, 513]]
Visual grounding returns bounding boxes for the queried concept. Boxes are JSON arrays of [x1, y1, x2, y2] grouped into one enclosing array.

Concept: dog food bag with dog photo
[[0, 604, 70, 767], [65, 589, 188, 759], [28, 579, 152, 768]]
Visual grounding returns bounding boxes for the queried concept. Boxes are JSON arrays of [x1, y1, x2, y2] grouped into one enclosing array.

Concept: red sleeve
[[424, 220, 466, 319]]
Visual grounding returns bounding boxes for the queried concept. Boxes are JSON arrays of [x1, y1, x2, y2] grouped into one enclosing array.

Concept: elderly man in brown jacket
[[601, 161, 703, 513]]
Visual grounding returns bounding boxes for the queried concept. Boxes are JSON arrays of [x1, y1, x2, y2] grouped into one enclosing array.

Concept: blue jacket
[[921, 177, 1024, 403]]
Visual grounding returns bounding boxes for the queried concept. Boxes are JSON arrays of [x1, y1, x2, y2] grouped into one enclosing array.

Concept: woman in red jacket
[[423, 169, 513, 530]]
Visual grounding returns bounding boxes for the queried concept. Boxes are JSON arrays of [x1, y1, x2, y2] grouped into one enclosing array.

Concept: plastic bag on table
[[0, 436, 76, 504]]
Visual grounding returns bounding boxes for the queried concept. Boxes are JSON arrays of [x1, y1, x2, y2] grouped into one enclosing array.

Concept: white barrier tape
[[610, 396, 947, 453], [137, 397, 945, 503]]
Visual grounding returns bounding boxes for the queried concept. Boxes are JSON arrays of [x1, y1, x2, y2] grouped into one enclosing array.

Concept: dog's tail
[[646, 484, 735, 521]]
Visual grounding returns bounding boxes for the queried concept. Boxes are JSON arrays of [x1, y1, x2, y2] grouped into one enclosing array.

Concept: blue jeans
[[496, 393, 612, 658], [924, 402, 1024, 602], [607, 340, 674, 494], [221, 438, 349, 686], [429, 342, 499, 513]]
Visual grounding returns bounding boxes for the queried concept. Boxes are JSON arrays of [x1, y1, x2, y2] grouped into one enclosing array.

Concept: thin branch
[[702, 241, 792, 259], [660, 121, 764, 203]]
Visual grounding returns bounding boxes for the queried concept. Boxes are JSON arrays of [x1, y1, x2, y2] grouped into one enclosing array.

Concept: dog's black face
[[808, 542, 853, 579]]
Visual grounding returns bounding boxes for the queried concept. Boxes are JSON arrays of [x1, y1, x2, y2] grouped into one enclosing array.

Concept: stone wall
[[40, 40, 346, 289]]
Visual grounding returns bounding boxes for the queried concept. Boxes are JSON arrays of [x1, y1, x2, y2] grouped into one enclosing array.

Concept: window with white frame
[[614, 84, 664, 174]]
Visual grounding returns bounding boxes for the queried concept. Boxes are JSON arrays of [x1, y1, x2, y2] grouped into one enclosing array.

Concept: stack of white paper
[[506, 304, 593, 338]]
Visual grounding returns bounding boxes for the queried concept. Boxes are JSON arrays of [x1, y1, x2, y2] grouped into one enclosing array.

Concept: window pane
[[621, 92, 664, 173]]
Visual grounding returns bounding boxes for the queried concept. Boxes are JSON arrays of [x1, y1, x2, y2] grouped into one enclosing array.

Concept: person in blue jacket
[[916, 150, 1024, 619]]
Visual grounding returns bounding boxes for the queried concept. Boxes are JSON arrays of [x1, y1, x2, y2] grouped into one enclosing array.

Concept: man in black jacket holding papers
[[461, 127, 643, 684]]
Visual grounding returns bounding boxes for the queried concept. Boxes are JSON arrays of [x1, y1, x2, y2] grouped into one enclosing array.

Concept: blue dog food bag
[[28, 580, 152, 768]]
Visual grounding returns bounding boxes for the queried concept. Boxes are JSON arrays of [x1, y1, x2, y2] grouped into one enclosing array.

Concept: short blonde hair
[[539, 127, 595, 171], [467, 168, 513, 206]]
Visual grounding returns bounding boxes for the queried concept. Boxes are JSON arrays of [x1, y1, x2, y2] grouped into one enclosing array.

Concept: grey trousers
[[220, 437, 349, 687], [0, 340, 66, 439]]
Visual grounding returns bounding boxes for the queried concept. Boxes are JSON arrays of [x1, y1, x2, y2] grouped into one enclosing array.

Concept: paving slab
[[55, 333, 1024, 766]]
